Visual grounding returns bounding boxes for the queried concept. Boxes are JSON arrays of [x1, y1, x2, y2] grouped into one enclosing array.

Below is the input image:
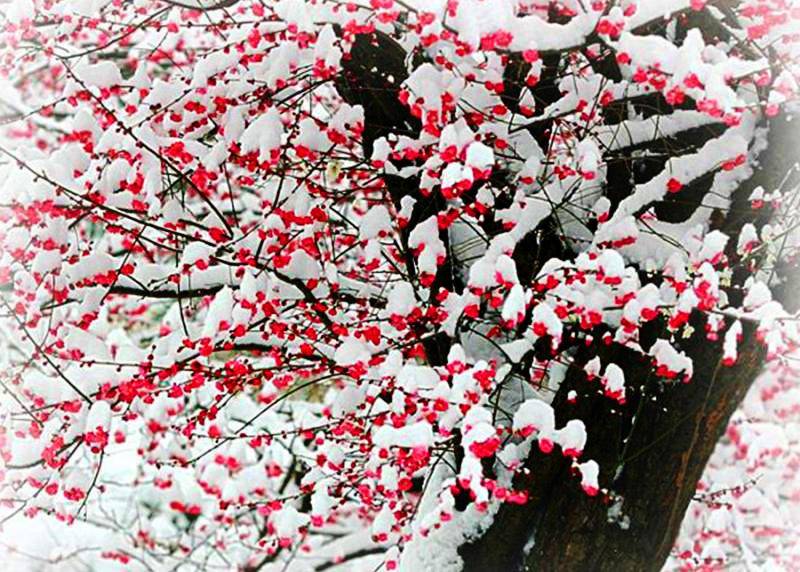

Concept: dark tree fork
[[336, 7, 800, 571]]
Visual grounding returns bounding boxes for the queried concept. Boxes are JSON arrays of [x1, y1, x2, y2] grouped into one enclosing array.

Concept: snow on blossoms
[[0, 1, 799, 571]]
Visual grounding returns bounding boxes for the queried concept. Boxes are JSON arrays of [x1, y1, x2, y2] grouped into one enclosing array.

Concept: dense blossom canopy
[[0, 0, 799, 570]]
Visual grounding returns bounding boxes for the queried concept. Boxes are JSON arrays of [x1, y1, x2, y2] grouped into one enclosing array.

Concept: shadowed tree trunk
[[459, 324, 764, 572]]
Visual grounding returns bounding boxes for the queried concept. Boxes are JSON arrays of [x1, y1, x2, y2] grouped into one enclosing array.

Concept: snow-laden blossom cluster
[[0, 0, 799, 570]]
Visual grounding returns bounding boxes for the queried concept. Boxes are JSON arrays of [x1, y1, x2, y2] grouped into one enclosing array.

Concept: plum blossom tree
[[0, 0, 799, 571]]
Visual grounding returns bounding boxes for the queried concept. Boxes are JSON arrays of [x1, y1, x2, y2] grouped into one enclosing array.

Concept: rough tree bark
[[335, 10, 800, 571]]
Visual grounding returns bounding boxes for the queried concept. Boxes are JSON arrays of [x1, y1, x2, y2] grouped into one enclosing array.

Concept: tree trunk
[[460, 327, 764, 572]]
